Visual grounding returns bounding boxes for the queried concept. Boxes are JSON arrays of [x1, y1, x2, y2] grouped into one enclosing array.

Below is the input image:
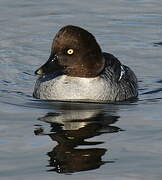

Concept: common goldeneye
[[33, 25, 138, 102]]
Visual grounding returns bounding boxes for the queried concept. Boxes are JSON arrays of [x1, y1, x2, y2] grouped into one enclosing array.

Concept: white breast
[[34, 74, 116, 102]]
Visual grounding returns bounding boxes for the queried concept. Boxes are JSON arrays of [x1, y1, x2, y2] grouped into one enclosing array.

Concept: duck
[[33, 25, 138, 102]]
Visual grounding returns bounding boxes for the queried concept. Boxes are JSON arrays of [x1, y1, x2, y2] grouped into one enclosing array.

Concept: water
[[0, 0, 162, 179]]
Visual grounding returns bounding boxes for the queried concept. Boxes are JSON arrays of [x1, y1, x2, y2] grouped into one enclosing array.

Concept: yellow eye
[[67, 49, 74, 55]]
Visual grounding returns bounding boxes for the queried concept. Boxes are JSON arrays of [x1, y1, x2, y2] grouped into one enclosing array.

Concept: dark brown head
[[35, 25, 105, 77]]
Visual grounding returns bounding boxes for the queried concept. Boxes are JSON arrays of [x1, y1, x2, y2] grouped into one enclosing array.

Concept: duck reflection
[[34, 103, 121, 174]]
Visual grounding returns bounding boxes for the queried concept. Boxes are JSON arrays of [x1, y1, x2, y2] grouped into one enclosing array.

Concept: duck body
[[33, 26, 138, 102]]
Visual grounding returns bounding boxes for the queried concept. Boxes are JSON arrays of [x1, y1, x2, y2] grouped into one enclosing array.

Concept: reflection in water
[[153, 42, 162, 47], [34, 103, 122, 174]]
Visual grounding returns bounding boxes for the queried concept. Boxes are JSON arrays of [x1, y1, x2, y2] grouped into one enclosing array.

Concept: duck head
[[35, 25, 105, 78]]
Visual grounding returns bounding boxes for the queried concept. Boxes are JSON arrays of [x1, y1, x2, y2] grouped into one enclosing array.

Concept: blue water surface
[[0, 0, 162, 179]]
